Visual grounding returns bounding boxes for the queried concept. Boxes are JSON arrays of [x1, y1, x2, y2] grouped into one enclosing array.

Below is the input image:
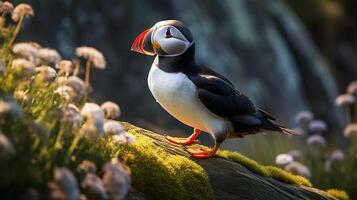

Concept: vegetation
[[0, 1, 352, 200], [217, 150, 312, 187], [0, 2, 213, 199], [110, 127, 213, 200], [326, 189, 350, 200], [227, 115, 355, 199]]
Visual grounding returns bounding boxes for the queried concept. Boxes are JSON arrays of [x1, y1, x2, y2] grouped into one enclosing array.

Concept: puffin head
[[131, 20, 193, 57]]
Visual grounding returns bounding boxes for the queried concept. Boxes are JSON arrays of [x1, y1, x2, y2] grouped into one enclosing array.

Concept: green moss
[[326, 189, 350, 200], [216, 150, 312, 187], [265, 166, 312, 187], [79, 128, 213, 200]]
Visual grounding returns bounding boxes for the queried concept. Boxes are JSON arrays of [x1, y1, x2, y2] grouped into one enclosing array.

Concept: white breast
[[147, 58, 229, 136]]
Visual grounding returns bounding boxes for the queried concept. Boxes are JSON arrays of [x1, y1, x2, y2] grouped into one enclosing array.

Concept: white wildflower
[[330, 149, 344, 161], [284, 161, 311, 179], [65, 76, 85, 102], [12, 42, 40, 62], [35, 65, 57, 82], [343, 123, 357, 137], [0, 1, 13, 13], [294, 111, 314, 125], [66, 76, 85, 93], [335, 94, 355, 106], [307, 134, 326, 146], [79, 121, 101, 139], [81, 103, 105, 121], [54, 85, 76, 102], [81, 173, 108, 199], [325, 149, 345, 171], [11, 3, 34, 22], [0, 132, 15, 155], [75, 46, 106, 69], [102, 160, 131, 200], [287, 150, 302, 161], [308, 120, 327, 133], [104, 120, 124, 135], [101, 101, 121, 119], [61, 104, 82, 129], [55, 76, 68, 85], [48, 167, 80, 200], [347, 81, 357, 94], [81, 103, 104, 138], [11, 58, 35, 76], [77, 160, 97, 174], [275, 154, 293, 165], [55, 60, 73, 76], [113, 132, 136, 145], [55, 76, 85, 103], [38, 48, 61, 64]]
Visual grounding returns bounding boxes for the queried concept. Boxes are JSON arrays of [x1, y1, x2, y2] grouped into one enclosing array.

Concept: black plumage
[[132, 19, 298, 158], [158, 45, 290, 136]]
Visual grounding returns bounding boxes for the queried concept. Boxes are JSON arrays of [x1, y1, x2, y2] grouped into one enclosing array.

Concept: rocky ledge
[[122, 122, 337, 200]]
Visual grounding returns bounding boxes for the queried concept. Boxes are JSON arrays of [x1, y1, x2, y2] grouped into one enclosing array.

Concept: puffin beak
[[131, 28, 155, 56]]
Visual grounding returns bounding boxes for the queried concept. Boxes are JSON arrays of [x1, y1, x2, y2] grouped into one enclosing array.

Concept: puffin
[[131, 20, 297, 158]]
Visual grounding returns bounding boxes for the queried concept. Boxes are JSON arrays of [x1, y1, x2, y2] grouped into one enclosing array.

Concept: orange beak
[[131, 28, 155, 56]]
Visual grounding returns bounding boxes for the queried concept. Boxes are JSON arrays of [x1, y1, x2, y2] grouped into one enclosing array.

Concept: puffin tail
[[258, 109, 300, 135], [279, 127, 301, 135], [260, 117, 300, 135], [262, 122, 300, 135]]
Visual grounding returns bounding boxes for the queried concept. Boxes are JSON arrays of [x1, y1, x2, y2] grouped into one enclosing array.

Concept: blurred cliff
[[17, 0, 356, 138]]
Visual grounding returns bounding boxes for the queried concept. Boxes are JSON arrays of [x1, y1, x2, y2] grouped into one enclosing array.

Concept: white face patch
[[152, 25, 192, 56]]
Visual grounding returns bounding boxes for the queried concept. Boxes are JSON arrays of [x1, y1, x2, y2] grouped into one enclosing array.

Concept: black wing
[[187, 65, 265, 125], [189, 65, 257, 117]]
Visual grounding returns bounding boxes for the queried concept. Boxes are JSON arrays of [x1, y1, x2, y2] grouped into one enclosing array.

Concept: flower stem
[[68, 132, 82, 155], [8, 16, 24, 47], [84, 60, 91, 86], [73, 61, 80, 76], [54, 125, 65, 149], [83, 60, 91, 102], [32, 137, 40, 150]]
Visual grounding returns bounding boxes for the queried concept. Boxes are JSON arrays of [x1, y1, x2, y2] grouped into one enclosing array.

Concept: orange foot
[[165, 135, 200, 145], [184, 145, 219, 159], [165, 128, 201, 145]]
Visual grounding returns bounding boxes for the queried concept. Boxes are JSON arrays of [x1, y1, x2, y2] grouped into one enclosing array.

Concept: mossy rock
[[121, 122, 337, 200]]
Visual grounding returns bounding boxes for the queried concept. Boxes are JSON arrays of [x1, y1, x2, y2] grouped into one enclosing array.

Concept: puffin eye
[[165, 27, 173, 38]]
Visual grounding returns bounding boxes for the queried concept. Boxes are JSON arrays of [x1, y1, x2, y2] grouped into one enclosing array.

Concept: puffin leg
[[185, 143, 221, 159], [166, 128, 201, 145]]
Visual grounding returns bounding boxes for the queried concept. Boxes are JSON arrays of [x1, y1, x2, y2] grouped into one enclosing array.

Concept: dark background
[[15, 0, 357, 146]]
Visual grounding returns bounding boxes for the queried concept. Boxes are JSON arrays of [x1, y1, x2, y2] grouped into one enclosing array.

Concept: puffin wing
[[189, 73, 263, 126]]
